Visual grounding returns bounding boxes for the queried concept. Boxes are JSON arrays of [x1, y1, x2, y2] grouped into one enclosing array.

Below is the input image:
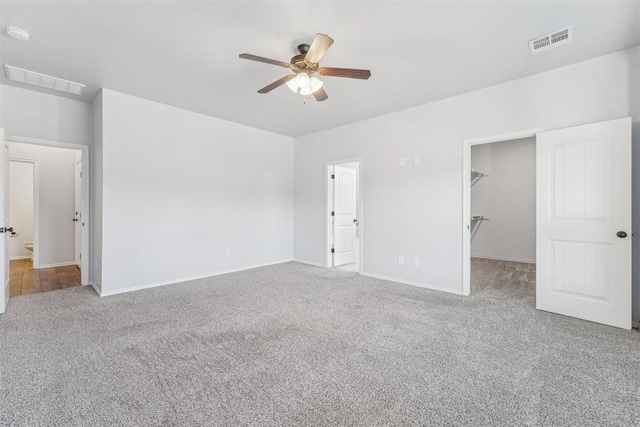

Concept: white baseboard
[[360, 272, 464, 296], [38, 261, 77, 268], [471, 255, 536, 264], [90, 281, 101, 296], [632, 321, 639, 330], [98, 259, 294, 297], [293, 259, 326, 268], [10, 256, 32, 260]]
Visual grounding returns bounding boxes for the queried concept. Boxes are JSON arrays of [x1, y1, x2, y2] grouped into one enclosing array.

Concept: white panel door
[[536, 117, 631, 329], [0, 129, 9, 313], [74, 160, 82, 268], [333, 166, 357, 266]]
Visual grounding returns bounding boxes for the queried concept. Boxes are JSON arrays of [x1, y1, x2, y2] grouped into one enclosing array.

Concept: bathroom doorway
[[7, 140, 86, 296]]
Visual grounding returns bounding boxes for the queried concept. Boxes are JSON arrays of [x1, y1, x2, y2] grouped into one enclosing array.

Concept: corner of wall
[[632, 121, 640, 323], [629, 46, 640, 122], [91, 90, 104, 291]]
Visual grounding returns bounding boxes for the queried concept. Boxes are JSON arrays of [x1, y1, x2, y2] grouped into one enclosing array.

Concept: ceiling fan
[[239, 33, 371, 102]]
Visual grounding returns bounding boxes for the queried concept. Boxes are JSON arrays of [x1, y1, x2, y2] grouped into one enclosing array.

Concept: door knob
[[617, 231, 628, 238]]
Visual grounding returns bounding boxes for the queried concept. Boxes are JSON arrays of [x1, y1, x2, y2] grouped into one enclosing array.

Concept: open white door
[[333, 165, 357, 266], [536, 117, 632, 329], [0, 129, 9, 314], [74, 160, 82, 268]]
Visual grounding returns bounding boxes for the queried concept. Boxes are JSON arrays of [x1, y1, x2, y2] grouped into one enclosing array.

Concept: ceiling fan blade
[[313, 87, 328, 102], [304, 33, 334, 64], [319, 67, 371, 80], [257, 75, 296, 94], [239, 53, 291, 68]]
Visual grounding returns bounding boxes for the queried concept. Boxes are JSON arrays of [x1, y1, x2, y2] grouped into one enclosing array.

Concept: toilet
[[24, 241, 33, 260]]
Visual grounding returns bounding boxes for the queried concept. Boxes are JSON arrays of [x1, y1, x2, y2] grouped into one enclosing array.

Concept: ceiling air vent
[[4, 65, 85, 95], [529, 26, 573, 55]]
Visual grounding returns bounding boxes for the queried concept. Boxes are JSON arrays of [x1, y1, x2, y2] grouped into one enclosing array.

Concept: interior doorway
[[326, 158, 362, 273], [4, 137, 89, 300], [463, 118, 632, 330], [463, 128, 542, 297], [468, 136, 537, 298]]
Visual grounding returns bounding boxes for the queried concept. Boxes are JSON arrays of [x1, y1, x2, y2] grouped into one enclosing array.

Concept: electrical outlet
[[398, 256, 405, 265], [399, 158, 406, 166], [413, 257, 419, 267], [414, 156, 420, 165], [226, 249, 231, 256]]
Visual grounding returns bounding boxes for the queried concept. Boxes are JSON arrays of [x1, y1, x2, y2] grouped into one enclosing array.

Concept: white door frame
[[7, 158, 39, 265], [462, 128, 543, 295], [6, 135, 90, 286], [74, 159, 82, 268], [325, 157, 363, 273]]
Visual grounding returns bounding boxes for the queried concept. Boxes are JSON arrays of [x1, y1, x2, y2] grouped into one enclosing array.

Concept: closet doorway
[[468, 136, 537, 298], [326, 158, 362, 273], [462, 119, 632, 329]]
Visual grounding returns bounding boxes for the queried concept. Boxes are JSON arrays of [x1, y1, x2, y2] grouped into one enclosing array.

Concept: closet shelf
[[471, 169, 489, 186]]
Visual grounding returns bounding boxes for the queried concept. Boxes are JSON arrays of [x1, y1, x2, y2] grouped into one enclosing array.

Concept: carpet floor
[[0, 262, 638, 426]]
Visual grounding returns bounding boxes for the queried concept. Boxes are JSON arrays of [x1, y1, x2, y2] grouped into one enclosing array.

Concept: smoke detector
[[6, 27, 30, 41], [529, 26, 573, 55]]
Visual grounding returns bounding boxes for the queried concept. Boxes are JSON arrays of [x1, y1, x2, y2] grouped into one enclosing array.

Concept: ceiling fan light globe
[[295, 72, 310, 88], [299, 86, 313, 96], [310, 77, 323, 93], [285, 79, 299, 93]]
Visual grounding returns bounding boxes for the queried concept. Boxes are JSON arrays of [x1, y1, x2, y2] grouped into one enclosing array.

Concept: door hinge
[[331, 211, 335, 216], [80, 253, 82, 260], [331, 174, 335, 179], [331, 248, 335, 254], [80, 171, 83, 178]]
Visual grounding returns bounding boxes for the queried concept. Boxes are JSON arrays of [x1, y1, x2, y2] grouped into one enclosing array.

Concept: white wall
[[8, 142, 80, 267], [633, 121, 640, 324], [92, 92, 103, 292], [8, 161, 34, 259], [294, 46, 640, 297], [1, 84, 93, 145], [471, 137, 536, 263], [98, 89, 294, 294]]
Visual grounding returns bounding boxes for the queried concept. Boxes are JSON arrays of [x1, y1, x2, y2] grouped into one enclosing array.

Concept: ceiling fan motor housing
[[290, 43, 320, 73]]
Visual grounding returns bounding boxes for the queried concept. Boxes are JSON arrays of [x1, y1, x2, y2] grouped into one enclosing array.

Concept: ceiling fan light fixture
[[287, 73, 324, 95], [295, 72, 310, 88]]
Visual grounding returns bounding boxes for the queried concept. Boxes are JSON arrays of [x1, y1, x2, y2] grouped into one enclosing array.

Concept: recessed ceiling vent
[[4, 65, 85, 95], [529, 26, 573, 55]]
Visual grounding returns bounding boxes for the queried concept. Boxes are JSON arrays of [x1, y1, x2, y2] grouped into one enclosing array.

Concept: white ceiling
[[1, 1, 639, 137]]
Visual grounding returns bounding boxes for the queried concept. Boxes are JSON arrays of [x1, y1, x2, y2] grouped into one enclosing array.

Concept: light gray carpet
[[0, 262, 638, 426]]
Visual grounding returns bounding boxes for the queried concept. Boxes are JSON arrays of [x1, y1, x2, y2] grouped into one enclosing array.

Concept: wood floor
[[10, 259, 81, 297]]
